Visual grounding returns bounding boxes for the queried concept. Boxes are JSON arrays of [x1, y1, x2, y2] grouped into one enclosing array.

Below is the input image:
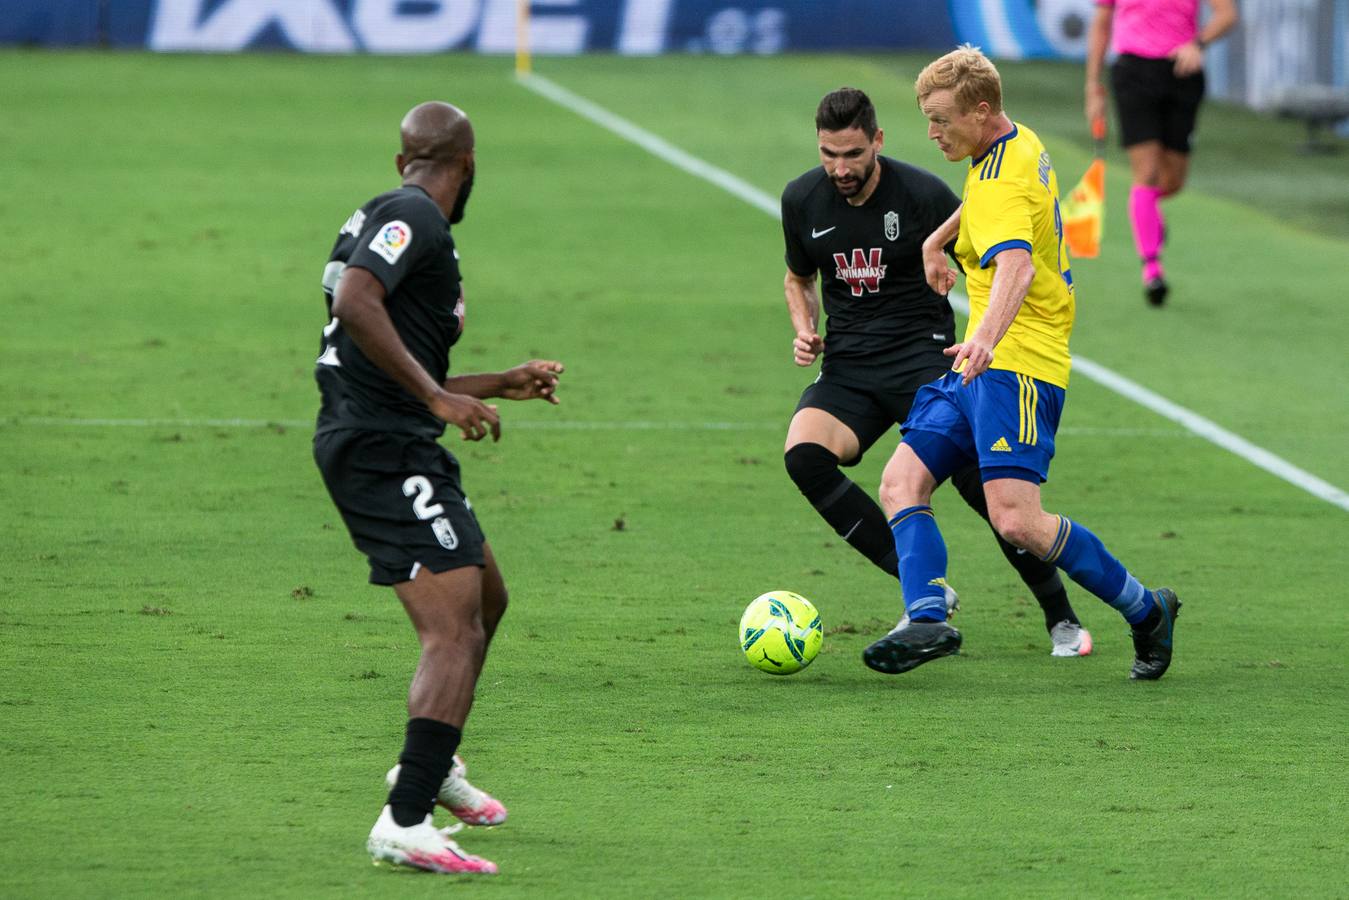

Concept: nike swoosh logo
[[811, 226, 836, 238]]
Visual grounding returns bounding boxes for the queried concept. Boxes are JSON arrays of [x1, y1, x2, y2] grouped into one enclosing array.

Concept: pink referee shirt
[[1098, 0, 1200, 58]]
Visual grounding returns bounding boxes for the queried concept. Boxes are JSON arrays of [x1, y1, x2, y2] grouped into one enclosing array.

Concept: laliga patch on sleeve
[[369, 220, 412, 264]]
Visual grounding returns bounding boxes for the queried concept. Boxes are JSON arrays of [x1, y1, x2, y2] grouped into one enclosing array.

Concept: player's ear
[[874, 128, 884, 152], [395, 152, 406, 176]]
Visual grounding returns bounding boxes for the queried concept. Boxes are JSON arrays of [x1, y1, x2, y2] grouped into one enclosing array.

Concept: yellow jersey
[[954, 123, 1074, 387]]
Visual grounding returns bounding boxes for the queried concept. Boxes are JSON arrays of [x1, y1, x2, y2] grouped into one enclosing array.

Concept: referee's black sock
[[387, 717, 461, 827], [785, 443, 898, 577], [948, 463, 1080, 632]]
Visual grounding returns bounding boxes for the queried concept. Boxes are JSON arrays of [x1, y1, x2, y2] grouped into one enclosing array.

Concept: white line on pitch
[[518, 72, 1349, 512]]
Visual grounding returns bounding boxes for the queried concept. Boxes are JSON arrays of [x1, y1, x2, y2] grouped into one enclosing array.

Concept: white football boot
[[895, 584, 961, 630], [366, 805, 498, 874], [385, 755, 508, 827], [1049, 620, 1094, 657]]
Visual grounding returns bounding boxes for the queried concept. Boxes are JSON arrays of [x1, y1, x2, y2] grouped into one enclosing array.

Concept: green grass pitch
[[1, 50, 1346, 897]]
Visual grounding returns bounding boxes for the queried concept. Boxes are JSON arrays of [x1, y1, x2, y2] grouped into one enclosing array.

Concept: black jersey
[[314, 185, 463, 438], [782, 156, 961, 390]]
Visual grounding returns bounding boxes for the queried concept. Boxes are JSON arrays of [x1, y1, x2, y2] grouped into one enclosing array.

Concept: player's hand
[[1085, 83, 1107, 130], [1170, 41, 1204, 77], [793, 330, 823, 366], [923, 246, 958, 296], [428, 389, 501, 442], [499, 360, 564, 404], [944, 338, 995, 386]]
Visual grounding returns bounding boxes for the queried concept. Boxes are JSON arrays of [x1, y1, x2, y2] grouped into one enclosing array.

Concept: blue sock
[[889, 505, 949, 622], [1042, 516, 1154, 624]]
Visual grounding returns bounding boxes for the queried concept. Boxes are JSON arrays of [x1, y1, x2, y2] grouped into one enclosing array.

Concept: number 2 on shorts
[[402, 475, 445, 520]]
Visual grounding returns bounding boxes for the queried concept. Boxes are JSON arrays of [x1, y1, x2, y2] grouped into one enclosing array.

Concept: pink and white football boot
[[1049, 620, 1094, 657], [385, 754, 508, 827], [366, 805, 498, 874]]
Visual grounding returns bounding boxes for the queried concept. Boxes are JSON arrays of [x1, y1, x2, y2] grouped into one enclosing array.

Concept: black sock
[[948, 463, 1080, 631], [1025, 572, 1077, 631], [785, 443, 898, 577], [387, 717, 461, 827]]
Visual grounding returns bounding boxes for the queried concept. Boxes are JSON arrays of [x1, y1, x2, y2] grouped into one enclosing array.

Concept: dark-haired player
[[313, 100, 564, 874], [781, 86, 1091, 657]]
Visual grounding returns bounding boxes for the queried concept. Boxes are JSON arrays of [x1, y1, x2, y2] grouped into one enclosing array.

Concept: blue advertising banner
[[0, 0, 1002, 54], [0, 0, 99, 45], [0, 1, 1110, 58]]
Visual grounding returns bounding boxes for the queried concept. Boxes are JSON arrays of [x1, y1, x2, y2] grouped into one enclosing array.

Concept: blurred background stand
[[1272, 85, 1349, 153]]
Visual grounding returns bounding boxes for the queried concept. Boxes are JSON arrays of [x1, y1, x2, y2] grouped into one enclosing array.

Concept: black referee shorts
[[313, 429, 485, 585], [1111, 53, 1206, 153]]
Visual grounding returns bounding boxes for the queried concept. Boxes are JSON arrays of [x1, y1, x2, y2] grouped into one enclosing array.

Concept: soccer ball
[[739, 590, 823, 675]]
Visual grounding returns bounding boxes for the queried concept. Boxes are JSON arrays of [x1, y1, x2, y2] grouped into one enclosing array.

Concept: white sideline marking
[[519, 73, 779, 217], [518, 72, 1349, 513]]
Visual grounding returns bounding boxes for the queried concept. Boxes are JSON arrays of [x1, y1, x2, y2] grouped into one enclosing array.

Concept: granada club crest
[[885, 210, 900, 241], [432, 516, 459, 550], [833, 248, 887, 297]]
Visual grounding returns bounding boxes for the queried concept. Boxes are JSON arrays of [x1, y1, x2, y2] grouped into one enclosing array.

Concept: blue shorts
[[901, 370, 1065, 484]]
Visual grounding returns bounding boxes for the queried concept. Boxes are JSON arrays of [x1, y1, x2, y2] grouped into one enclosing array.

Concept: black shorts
[[1111, 54, 1206, 153], [313, 429, 485, 585], [794, 370, 945, 465]]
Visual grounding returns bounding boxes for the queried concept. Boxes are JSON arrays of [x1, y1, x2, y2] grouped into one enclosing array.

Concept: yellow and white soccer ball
[[739, 590, 823, 675]]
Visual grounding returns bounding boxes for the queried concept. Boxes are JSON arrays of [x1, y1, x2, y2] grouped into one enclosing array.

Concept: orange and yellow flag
[[1062, 117, 1106, 259]]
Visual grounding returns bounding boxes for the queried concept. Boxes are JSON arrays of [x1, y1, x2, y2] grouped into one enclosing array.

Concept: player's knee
[[988, 504, 1035, 550], [879, 465, 929, 514], [1134, 169, 1162, 189], [784, 442, 840, 494], [455, 617, 487, 658], [422, 610, 486, 658]]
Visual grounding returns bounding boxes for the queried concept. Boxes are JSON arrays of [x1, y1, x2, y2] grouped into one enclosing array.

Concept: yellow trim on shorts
[[1018, 374, 1039, 446]]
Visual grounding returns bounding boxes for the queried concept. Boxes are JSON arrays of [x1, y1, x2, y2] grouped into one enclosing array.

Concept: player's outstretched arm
[[333, 266, 500, 441], [445, 361, 565, 404], [922, 205, 962, 296], [784, 269, 823, 366]]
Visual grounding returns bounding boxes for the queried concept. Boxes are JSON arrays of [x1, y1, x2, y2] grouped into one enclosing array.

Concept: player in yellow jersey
[[861, 46, 1181, 681]]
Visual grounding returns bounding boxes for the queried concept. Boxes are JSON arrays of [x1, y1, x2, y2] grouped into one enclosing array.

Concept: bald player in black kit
[[780, 87, 1092, 659], [313, 101, 564, 874]]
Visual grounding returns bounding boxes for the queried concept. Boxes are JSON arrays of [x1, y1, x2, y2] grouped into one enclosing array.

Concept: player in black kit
[[312, 101, 563, 875], [781, 87, 1091, 657]]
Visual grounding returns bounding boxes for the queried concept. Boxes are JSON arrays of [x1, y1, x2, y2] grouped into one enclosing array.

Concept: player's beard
[[832, 156, 876, 199], [450, 170, 474, 224]]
